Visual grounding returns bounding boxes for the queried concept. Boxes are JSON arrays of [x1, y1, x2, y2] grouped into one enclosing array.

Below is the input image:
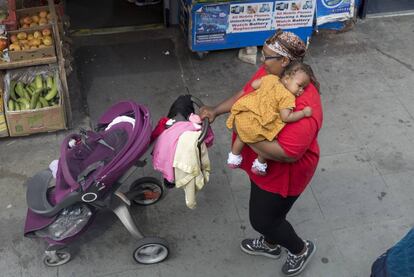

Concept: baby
[[226, 61, 315, 175]]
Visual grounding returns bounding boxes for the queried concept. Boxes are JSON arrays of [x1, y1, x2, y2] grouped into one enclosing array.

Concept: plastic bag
[[0, 24, 9, 62], [35, 204, 93, 241]]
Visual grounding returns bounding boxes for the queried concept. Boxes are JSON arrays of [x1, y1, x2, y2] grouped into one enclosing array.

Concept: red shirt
[[234, 66, 323, 197]]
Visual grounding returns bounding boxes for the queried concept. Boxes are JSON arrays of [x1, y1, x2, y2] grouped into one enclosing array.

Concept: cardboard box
[[5, 104, 65, 136], [0, 83, 9, 137], [2, 66, 66, 137], [8, 25, 56, 62]]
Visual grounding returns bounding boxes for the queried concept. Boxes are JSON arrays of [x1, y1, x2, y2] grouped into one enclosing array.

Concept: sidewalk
[[1, 15, 413, 277]]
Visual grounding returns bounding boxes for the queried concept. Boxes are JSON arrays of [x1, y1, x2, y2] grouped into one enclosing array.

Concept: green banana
[[46, 76, 53, 90], [15, 103, 21, 111], [30, 89, 41, 109], [8, 99, 15, 111], [26, 86, 34, 96], [23, 88, 31, 100], [45, 81, 58, 101], [39, 97, 49, 107], [15, 82, 25, 98], [35, 101, 42, 109], [35, 75, 43, 90], [17, 98, 30, 110], [10, 80, 17, 101], [29, 82, 37, 91]]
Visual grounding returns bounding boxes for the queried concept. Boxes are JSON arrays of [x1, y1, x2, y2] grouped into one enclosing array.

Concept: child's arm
[[280, 106, 312, 123], [251, 78, 262, 90]]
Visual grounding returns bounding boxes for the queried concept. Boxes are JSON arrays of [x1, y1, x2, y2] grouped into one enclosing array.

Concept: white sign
[[273, 0, 316, 29], [228, 2, 274, 33]]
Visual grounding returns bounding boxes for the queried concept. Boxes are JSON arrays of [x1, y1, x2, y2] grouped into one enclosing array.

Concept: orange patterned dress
[[226, 74, 295, 143]]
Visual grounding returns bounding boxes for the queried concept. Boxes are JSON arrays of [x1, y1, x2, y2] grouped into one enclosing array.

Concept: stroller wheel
[[127, 177, 164, 206], [133, 237, 169, 264], [43, 249, 71, 267]]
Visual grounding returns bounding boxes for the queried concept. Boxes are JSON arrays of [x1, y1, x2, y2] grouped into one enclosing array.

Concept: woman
[[200, 30, 323, 276]]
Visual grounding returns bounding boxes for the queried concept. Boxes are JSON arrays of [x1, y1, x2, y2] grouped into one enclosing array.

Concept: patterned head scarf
[[265, 29, 306, 61]]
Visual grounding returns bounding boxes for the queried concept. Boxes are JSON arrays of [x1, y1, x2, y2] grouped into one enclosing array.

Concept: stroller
[[23, 97, 209, 267]]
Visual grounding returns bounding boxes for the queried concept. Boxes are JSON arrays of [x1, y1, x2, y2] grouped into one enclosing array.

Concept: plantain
[[30, 88, 41, 109], [34, 75, 43, 90], [44, 81, 58, 101], [15, 102, 21, 111], [46, 76, 53, 90], [26, 85, 34, 96], [15, 82, 25, 98], [8, 99, 15, 111], [17, 98, 30, 110], [29, 82, 37, 91], [9, 80, 17, 101], [35, 101, 42, 109], [23, 88, 31, 100], [39, 97, 49, 107]]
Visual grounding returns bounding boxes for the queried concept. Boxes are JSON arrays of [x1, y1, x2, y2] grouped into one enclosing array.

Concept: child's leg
[[251, 155, 268, 176], [227, 135, 244, 168], [257, 155, 266, 163], [232, 135, 245, 155]]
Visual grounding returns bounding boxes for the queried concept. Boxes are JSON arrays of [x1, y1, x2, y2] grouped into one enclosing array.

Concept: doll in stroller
[[23, 96, 209, 267]]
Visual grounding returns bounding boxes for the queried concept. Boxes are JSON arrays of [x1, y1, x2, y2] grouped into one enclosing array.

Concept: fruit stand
[[0, 0, 70, 137]]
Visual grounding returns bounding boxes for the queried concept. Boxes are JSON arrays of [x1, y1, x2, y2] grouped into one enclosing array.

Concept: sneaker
[[227, 152, 242, 169], [135, 0, 161, 6], [240, 236, 281, 259], [282, 240, 316, 276], [251, 158, 267, 176]]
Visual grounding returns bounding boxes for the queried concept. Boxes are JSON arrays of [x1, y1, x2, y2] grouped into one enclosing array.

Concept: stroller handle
[[190, 96, 210, 147]]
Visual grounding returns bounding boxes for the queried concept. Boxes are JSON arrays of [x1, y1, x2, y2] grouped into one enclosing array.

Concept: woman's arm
[[249, 116, 319, 163], [249, 140, 297, 163], [200, 89, 244, 123]]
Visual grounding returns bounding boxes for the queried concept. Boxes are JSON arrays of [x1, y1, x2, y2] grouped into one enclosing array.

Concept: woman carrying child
[[200, 30, 323, 276]]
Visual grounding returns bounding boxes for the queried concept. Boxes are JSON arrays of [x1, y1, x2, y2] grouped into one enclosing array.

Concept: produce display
[[18, 9, 53, 29], [0, 1, 67, 137], [8, 28, 53, 51], [0, 8, 8, 21], [7, 74, 59, 111]]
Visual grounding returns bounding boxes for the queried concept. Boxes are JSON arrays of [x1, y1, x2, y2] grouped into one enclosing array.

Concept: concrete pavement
[[1, 15, 413, 277]]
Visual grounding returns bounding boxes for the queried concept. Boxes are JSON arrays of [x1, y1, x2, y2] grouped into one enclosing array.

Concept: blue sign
[[316, 0, 354, 25], [194, 3, 230, 45]]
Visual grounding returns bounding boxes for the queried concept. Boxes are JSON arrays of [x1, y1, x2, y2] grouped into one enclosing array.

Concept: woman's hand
[[200, 106, 218, 123]]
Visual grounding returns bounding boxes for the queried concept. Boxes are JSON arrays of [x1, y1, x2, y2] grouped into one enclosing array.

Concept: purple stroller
[[24, 101, 170, 266]]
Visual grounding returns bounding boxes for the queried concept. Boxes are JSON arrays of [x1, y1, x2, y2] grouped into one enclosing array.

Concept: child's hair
[[282, 61, 320, 92]]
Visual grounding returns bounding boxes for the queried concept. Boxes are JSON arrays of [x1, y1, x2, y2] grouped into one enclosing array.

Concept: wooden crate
[[8, 25, 56, 62], [16, 5, 58, 28], [16, 6, 64, 34]]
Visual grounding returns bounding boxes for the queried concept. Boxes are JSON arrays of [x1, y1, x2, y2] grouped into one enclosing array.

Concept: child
[[226, 61, 315, 175]]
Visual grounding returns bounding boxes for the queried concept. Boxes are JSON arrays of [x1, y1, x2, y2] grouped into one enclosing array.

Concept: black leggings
[[249, 180, 305, 254]]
